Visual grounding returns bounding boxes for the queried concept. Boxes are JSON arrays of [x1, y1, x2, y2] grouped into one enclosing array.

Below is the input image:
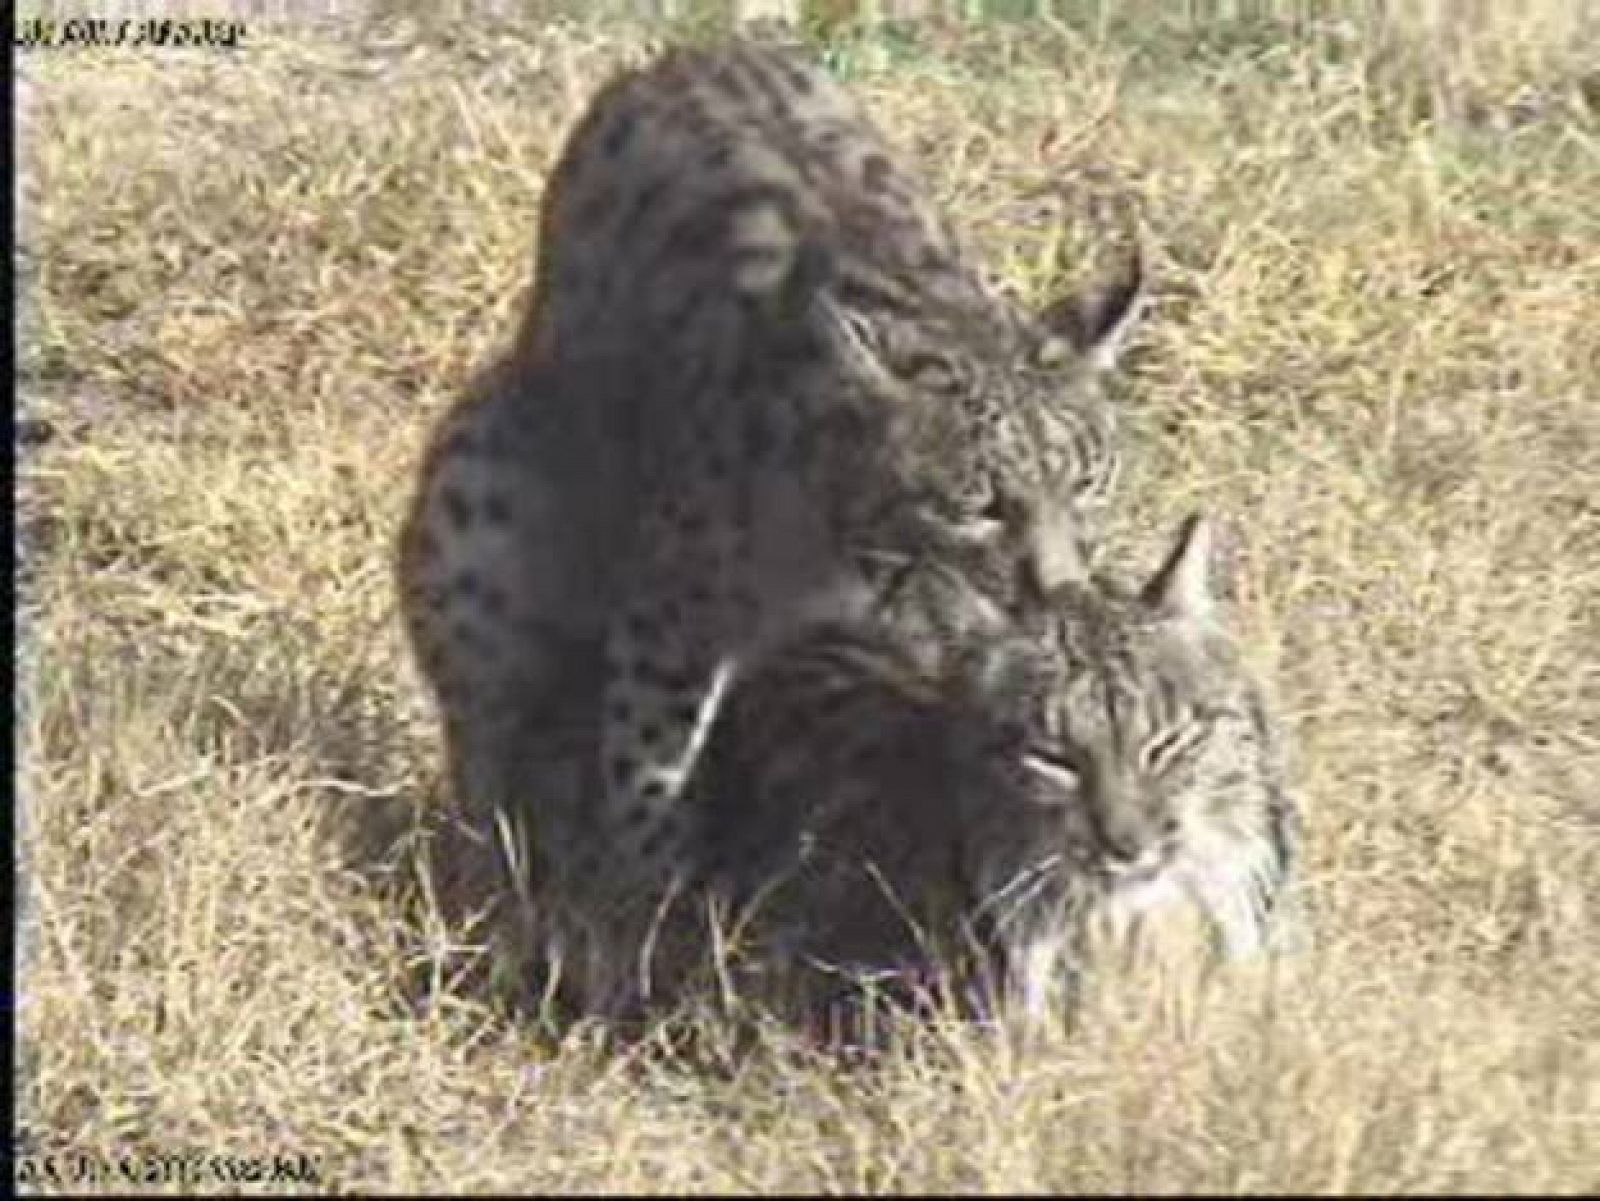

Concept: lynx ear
[[1141, 512, 1214, 624], [1036, 246, 1147, 374]]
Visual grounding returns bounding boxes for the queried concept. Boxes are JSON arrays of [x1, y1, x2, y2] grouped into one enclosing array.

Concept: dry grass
[[15, 2, 1600, 1193]]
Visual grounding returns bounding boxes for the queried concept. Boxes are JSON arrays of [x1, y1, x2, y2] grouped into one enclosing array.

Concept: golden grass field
[[15, 1, 1600, 1192]]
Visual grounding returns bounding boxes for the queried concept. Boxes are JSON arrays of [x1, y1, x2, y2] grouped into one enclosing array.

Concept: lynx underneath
[[696, 514, 1303, 1028]]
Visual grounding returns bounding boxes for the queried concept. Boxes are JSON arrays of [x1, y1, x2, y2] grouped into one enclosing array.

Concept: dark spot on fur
[[502, 403, 540, 439], [453, 569, 480, 599], [673, 508, 708, 539], [624, 610, 659, 643], [637, 661, 700, 696], [639, 825, 677, 859], [442, 488, 473, 530], [788, 237, 835, 300], [625, 805, 653, 827], [515, 615, 565, 646], [767, 52, 817, 96], [663, 293, 714, 341], [601, 112, 635, 158], [442, 427, 479, 459], [658, 597, 688, 629], [573, 192, 612, 234], [640, 779, 668, 802], [743, 52, 796, 114], [479, 584, 508, 618], [744, 406, 776, 465], [862, 153, 893, 194], [605, 640, 632, 672], [660, 208, 727, 262], [653, 495, 682, 527], [483, 492, 512, 526], [620, 176, 669, 240], [636, 723, 662, 749]]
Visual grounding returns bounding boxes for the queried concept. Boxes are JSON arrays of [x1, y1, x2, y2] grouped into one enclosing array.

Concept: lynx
[[397, 34, 1146, 1014], [694, 514, 1304, 1030]]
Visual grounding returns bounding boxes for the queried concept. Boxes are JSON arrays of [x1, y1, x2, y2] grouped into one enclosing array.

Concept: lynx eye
[[1019, 749, 1081, 797], [1140, 719, 1207, 775]]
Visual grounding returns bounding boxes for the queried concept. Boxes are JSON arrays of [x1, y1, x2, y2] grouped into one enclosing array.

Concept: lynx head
[[824, 251, 1147, 578], [954, 513, 1295, 954]]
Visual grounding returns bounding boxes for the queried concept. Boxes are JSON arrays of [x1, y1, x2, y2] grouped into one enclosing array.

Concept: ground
[[14, 2, 1600, 1192]]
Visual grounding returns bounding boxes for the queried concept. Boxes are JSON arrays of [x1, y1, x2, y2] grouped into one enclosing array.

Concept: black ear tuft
[[1139, 511, 1214, 624], [1037, 246, 1148, 373]]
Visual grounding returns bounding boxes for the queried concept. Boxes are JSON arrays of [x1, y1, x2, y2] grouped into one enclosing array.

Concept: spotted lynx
[[695, 515, 1303, 1030], [398, 34, 1146, 1013]]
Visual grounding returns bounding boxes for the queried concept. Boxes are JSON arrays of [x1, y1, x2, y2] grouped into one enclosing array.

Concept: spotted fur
[[397, 35, 1146, 1017]]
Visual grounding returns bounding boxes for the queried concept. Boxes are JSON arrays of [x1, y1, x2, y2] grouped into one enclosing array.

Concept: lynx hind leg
[[597, 465, 759, 884], [595, 418, 849, 888], [600, 583, 741, 876], [402, 373, 610, 783], [398, 369, 624, 995]]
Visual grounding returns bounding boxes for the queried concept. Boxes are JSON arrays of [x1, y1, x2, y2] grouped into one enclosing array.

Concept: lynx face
[[961, 516, 1302, 1014]]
